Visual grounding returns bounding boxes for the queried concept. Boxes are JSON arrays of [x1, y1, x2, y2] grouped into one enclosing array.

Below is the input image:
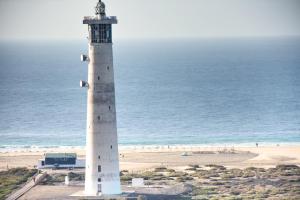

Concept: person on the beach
[[256, 143, 258, 147]]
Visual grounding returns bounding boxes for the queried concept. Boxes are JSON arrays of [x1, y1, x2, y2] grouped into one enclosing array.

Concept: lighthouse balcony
[[83, 16, 118, 24]]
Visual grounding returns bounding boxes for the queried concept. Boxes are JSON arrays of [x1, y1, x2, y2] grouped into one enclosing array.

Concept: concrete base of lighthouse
[[70, 191, 128, 200]]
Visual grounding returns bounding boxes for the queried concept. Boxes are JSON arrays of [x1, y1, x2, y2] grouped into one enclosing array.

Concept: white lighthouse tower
[[81, 0, 121, 196]]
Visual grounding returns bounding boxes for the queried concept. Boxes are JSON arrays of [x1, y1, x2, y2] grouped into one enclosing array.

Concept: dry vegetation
[[18, 164, 300, 200], [39, 172, 84, 185], [0, 168, 37, 200], [120, 164, 300, 200]]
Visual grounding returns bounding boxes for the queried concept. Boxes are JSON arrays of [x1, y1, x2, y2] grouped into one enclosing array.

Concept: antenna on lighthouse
[[95, 0, 106, 17]]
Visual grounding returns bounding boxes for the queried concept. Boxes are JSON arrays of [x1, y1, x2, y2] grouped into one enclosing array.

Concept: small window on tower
[[98, 165, 101, 172], [98, 76, 100, 80], [107, 66, 109, 70], [110, 145, 113, 149], [98, 155, 100, 159], [98, 116, 100, 120], [109, 106, 111, 110], [98, 178, 101, 182]]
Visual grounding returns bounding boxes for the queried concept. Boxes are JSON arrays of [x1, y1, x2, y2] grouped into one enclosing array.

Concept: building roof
[[45, 153, 77, 159]]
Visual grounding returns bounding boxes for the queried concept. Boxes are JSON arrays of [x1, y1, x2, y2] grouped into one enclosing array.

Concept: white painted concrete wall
[[84, 43, 121, 196]]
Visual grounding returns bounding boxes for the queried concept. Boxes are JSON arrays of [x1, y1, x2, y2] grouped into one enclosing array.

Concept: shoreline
[[1, 142, 300, 153]]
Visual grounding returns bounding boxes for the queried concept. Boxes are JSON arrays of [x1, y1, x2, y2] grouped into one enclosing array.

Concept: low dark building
[[37, 153, 85, 169]]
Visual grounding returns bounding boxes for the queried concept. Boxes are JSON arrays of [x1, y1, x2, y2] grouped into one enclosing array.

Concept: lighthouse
[[81, 0, 121, 196]]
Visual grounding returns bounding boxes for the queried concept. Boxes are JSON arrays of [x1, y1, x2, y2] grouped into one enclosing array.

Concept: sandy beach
[[1, 145, 299, 171]]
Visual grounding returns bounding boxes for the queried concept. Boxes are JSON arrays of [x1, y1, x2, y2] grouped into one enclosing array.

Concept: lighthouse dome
[[95, 0, 106, 17]]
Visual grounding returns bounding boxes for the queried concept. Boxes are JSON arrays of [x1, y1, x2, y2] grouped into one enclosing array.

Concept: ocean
[[0, 37, 300, 149]]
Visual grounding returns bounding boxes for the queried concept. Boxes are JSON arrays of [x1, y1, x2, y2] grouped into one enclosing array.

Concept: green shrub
[[225, 196, 243, 200], [188, 164, 200, 168], [176, 175, 193, 182], [245, 167, 257, 171], [228, 169, 243, 177], [39, 173, 65, 185], [140, 171, 157, 180], [120, 175, 133, 182], [186, 167, 198, 171], [192, 186, 217, 196], [154, 166, 167, 172], [276, 165, 299, 170], [168, 171, 188, 177], [68, 172, 84, 181], [205, 164, 226, 170], [166, 169, 176, 173], [242, 171, 255, 178], [221, 174, 235, 179], [193, 169, 220, 179]]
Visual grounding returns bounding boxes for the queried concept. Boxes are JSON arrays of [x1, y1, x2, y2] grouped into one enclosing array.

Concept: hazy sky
[[0, 0, 299, 40]]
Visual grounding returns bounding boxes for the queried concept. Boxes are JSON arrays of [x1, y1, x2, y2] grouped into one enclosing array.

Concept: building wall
[[37, 159, 85, 169]]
